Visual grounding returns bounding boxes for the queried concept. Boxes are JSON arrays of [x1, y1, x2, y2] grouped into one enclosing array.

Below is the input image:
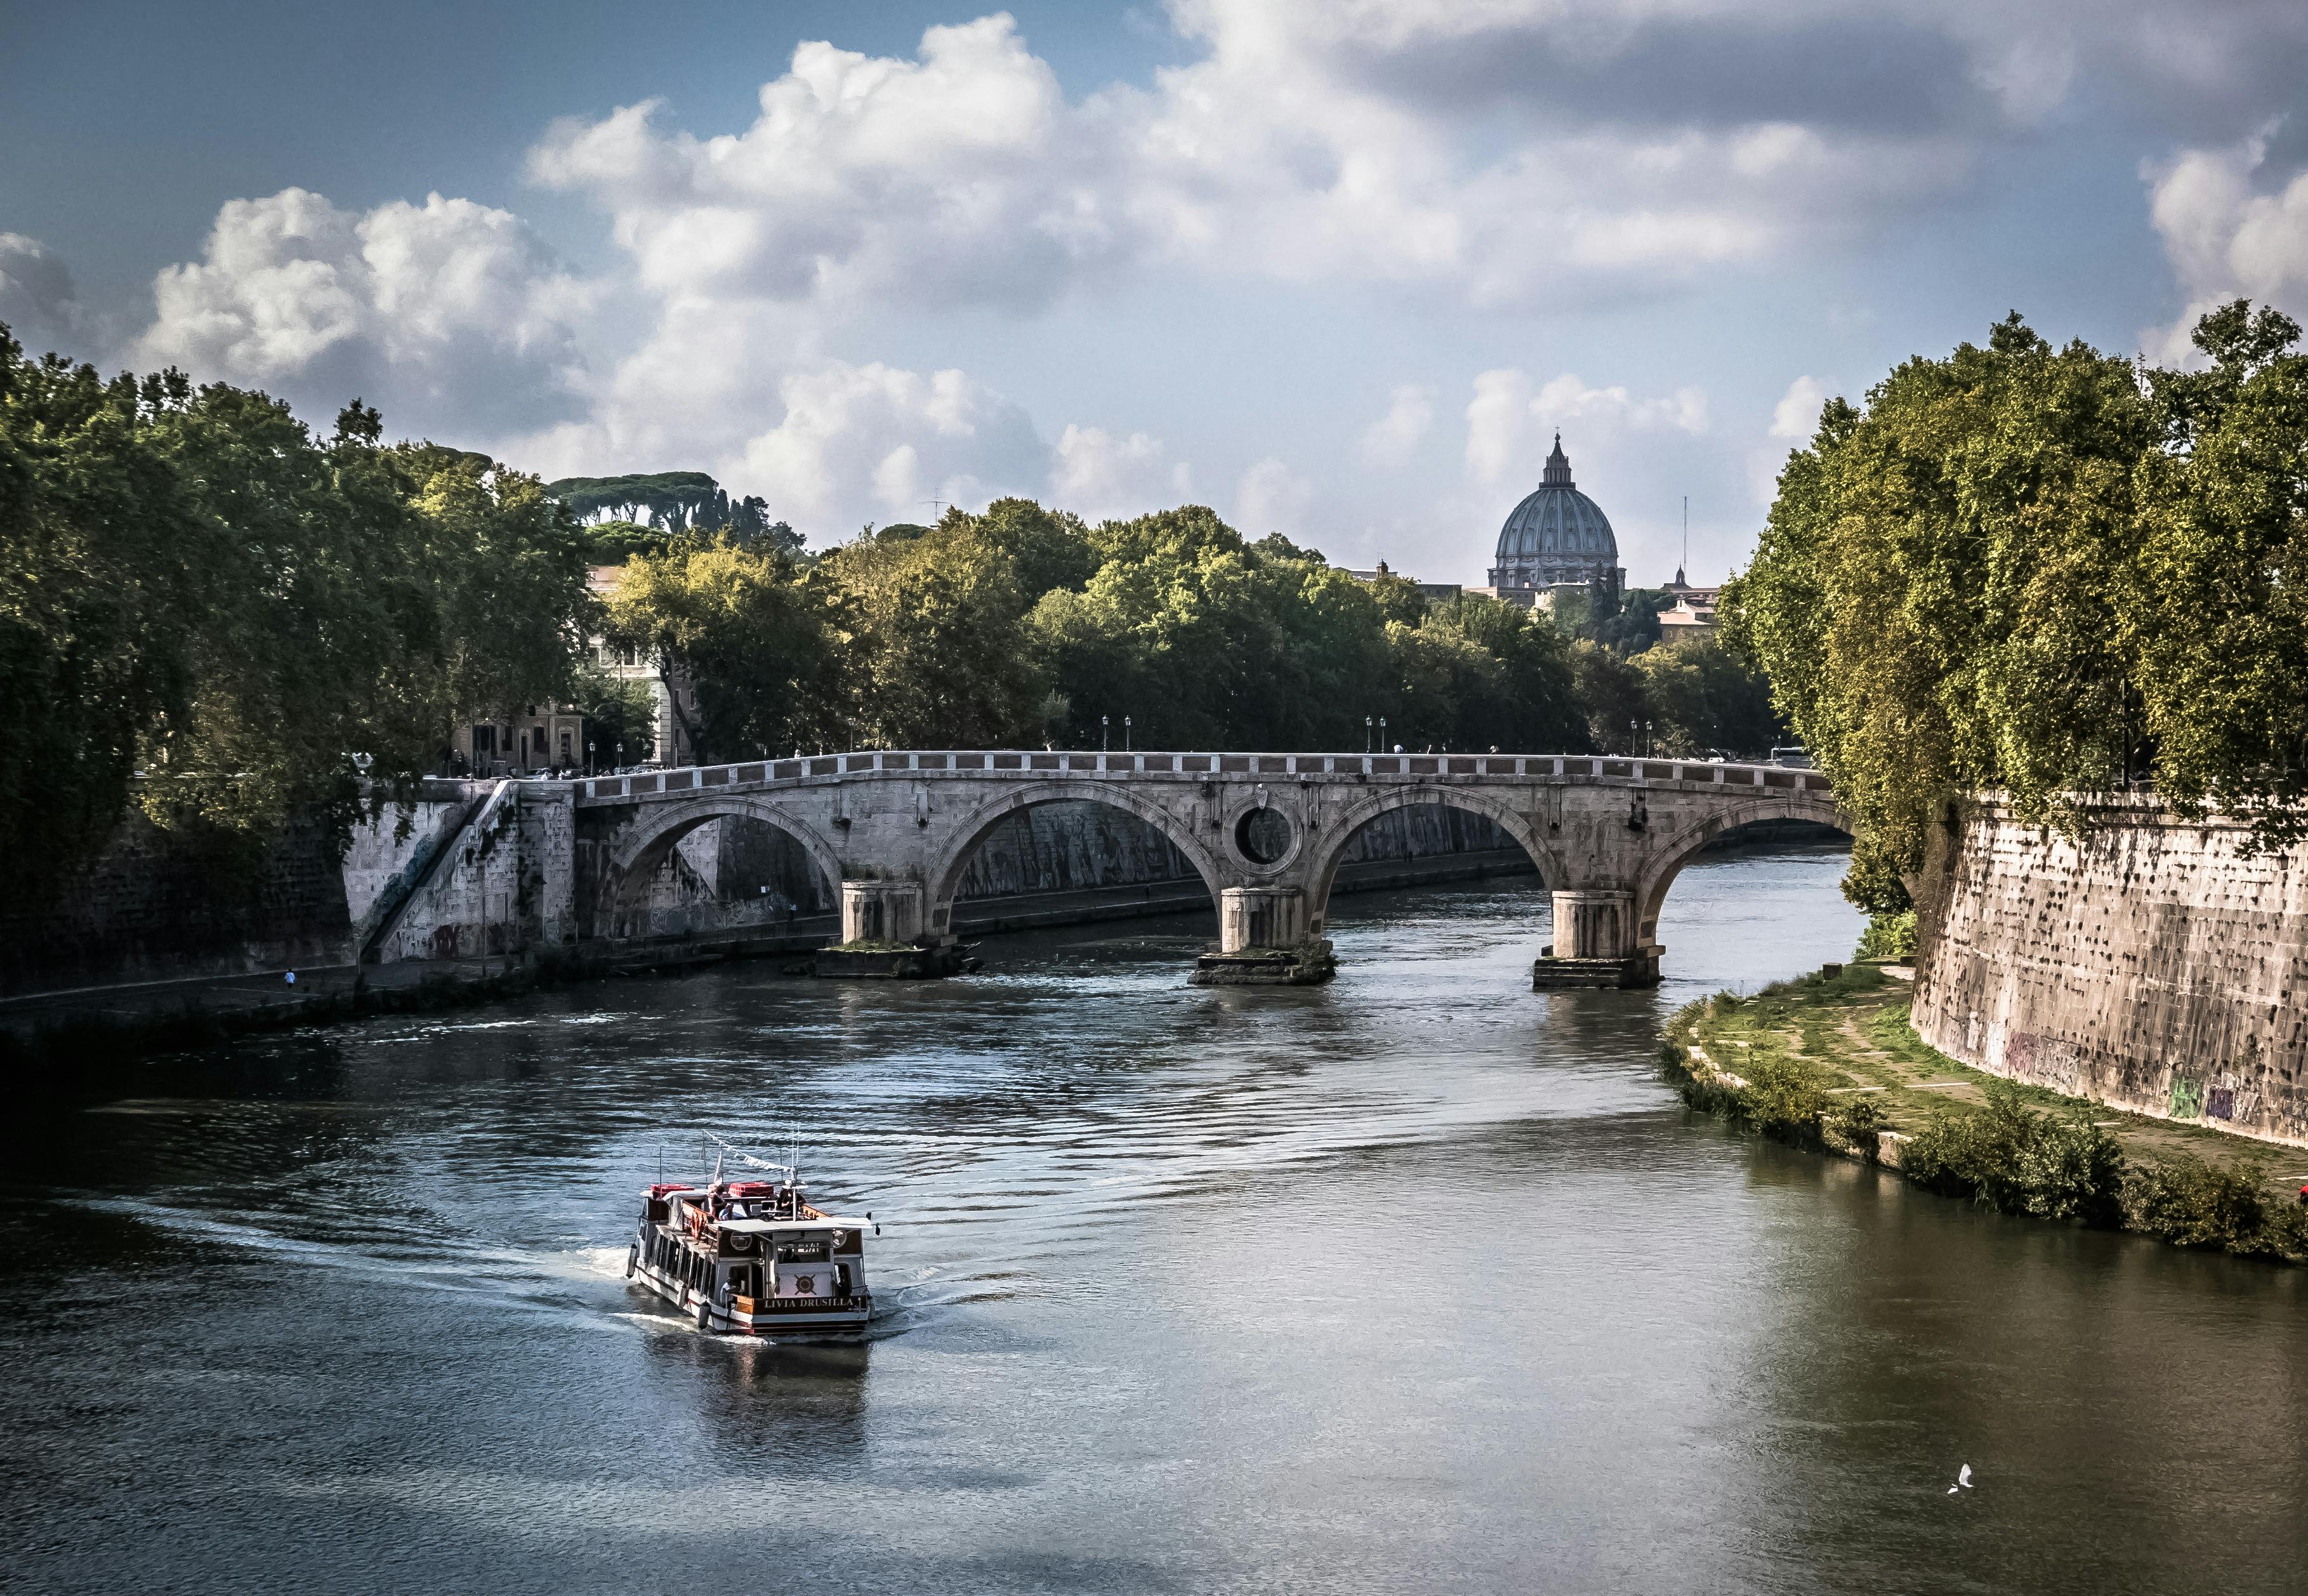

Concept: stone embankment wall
[[0, 807, 359, 993], [1913, 801, 2308, 1149]]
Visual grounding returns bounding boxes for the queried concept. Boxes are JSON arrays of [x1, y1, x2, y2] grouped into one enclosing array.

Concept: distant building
[[1658, 565, 1721, 635], [445, 565, 697, 776], [1486, 434, 1625, 609], [1344, 558, 1463, 605]]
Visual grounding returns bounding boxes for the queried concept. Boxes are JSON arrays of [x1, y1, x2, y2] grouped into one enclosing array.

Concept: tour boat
[[626, 1157, 876, 1339]]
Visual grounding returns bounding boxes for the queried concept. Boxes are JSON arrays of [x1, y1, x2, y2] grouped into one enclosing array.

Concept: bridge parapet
[[544, 750, 1842, 989], [568, 749, 1833, 805]]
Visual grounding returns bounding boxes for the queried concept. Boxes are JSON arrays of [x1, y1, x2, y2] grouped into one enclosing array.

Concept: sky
[[4, 1, 2306, 587]]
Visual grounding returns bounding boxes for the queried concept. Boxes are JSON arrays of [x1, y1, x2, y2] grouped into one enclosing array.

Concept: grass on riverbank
[[1662, 966, 2308, 1263]]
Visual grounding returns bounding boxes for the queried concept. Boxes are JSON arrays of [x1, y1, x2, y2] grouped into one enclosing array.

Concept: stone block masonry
[[1912, 801, 2308, 1149]]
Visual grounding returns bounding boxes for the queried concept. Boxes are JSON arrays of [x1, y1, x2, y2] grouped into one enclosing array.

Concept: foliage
[[1824, 1093, 1889, 1145], [0, 331, 591, 899], [1724, 301, 2308, 907], [1854, 909, 1918, 960], [2123, 1154, 2305, 1258], [817, 518, 1048, 749], [1734, 1048, 1833, 1142], [1899, 1083, 2125, 1224], [1627, 633, 1785, 757], [546, 470, 783, 541], [1569, 642, 1647, 753], [569, 664, 657, 765], [601, 533, 837, 763], [581, 519, 672, 565]]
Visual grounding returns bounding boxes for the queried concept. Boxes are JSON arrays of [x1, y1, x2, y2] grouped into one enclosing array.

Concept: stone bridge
[[557, 749, 1843, 987]]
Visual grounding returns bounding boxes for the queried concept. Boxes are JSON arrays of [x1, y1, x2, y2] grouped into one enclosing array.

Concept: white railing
[[566, 751, 1833, 803]]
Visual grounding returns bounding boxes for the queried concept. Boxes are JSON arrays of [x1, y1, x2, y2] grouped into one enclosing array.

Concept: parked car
[[1768, 746, 1814, 769]]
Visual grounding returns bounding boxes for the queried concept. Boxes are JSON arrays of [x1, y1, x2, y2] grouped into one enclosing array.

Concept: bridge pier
[[841, 880, 923, 945], [1190, 886, 1335, 986], [1531, 888, 1661, 990], [814, 879, 970, 979]]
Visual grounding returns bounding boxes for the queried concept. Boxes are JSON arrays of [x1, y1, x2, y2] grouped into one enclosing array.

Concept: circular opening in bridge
[[1234, 807, 1292, 866]]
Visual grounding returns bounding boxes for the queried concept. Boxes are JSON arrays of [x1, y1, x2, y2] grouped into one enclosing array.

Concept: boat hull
[[629, 1250, 871, 1340]]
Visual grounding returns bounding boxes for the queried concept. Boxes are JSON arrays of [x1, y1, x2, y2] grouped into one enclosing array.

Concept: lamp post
[[1124, 716, 1131, 751], [616, 741, 623, 773], [1102, 715, 1109, 753], [1645, 720, 1654, 758], [1366, 716, 1373, 753], [1629, 719, 1638, 755], [1380, 716, 1388, 753]]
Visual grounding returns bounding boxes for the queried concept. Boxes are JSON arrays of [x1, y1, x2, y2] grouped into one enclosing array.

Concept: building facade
[[444, 565, 698, 777]]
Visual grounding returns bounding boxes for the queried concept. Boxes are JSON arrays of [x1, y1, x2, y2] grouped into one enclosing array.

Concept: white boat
[[626, 1156, 875, 1339]]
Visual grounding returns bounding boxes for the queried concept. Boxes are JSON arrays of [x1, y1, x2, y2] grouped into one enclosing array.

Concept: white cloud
[[1532, 373, 1710, 435], [1465, 367, 1707, 487], [1050, 424, 1189, 520], [0, 233, 88, 355], [2142, 133, 2308, 364], [1769, 375, 1832, 440], [733, 359, 1045, 528], [527, 16, 1124, 312], [133, 188, 593, 435], [1359, 384, 1435, 467], [1465, 369, 1534, 487], [525, 3, 2213, 317], [1235, 457, 1314, 535]]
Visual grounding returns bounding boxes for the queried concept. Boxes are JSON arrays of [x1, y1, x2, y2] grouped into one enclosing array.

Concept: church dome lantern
[[1488, 434, 1625, 600]]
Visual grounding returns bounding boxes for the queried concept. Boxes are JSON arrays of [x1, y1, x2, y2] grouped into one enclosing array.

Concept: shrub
[[1825, 1094, 1889, 1148], [1901, 1083, 2123, 1224], [1856, 909, 1918, 961], [2124, 1156, 2298, 1256], [1736, 1048, 1831, 1142]]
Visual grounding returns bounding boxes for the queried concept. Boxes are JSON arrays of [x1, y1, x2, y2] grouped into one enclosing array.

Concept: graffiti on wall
[[2168, 1072, 2204, 1121], [2003, 1031, 2081, 1095]]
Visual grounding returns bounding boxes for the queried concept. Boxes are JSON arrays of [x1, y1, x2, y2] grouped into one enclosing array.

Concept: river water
[[2, 844, 2302, 1595]]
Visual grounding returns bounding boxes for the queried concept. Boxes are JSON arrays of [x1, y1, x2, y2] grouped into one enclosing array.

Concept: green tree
[[1724, 313, 2156, 904], [2128, 303, 2308, 841], [815, 519, 1046, 748], [603, 533, 836, 762], [1629, 633, 1783, 757]]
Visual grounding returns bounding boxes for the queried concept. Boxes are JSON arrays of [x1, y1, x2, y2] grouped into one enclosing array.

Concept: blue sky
[[4, 1, 2305, 586]]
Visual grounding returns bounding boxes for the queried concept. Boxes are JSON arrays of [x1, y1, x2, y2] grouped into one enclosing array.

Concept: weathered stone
[[1912, 800, 2308, 1149]]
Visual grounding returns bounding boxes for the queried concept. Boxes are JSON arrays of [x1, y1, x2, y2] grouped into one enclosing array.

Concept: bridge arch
[[605, 795, 843, 940], [1631, 793, 1851, 948], [1302, 785, 1566, 937], [925, 781, 1229, 935]]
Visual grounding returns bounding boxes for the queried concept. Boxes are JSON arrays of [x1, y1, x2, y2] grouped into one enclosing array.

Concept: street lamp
[[1124, 716, 1131, 751], [1102, 715, 1109, 753], [1380, 716, 1388, 753], [1366, 715, 1373, 753], [587, 740, 595, 777], [1645, 720, 1654, 758], [616, 741, 624, 772]]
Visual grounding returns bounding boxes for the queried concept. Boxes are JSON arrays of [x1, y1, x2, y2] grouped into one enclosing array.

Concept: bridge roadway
[[560, 749, 1844, 987]]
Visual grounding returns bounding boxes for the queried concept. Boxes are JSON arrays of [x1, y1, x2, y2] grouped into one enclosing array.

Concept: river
[[2, 843, 2302, 1595]]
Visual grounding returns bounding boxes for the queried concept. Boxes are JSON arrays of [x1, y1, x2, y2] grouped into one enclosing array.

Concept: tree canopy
[[546, 470, 800, 556], [1722, 301, 2308, 910], [1, 327, 593, 901]]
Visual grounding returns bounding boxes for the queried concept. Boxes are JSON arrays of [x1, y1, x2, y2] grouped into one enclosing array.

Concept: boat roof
[[718, 1217, 869, 1234]]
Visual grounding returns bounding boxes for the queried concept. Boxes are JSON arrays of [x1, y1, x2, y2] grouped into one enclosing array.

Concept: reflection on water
[[1, 844, 2302, 1595]]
